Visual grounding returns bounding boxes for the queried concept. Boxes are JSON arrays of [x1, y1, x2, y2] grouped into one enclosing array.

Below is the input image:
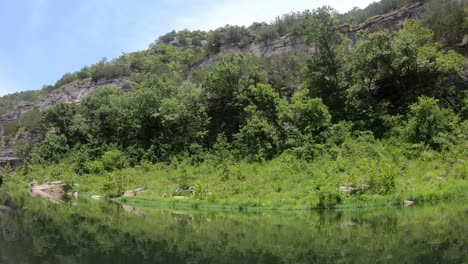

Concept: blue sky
[[0, 0, 375, 96]]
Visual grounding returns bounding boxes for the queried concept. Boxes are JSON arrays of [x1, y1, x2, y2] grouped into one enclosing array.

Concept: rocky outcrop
[[0, 77, 133, 157], [30, 181, 67, 203], [338, 1, 427, 42], [198, 34, 313, 68], [199, 1, 427, 67], [0, 78, 133, 127], [122, 187, 146, 197]]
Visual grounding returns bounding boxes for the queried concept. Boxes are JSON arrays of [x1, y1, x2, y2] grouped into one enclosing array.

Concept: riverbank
[[3, 141, 467, 211]]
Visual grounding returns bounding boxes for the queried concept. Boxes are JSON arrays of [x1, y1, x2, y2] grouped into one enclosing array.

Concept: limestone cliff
[[199, 1, 427, 67], [0, 78, 133, 156], [0, 0, 432, 158]]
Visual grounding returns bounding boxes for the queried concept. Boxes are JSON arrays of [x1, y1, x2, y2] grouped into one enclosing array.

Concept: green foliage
[[348, 158, 397, 195], [424, 0, 467, 46], [202, 54, 253, 141], [307, 175, 343, 208], [234, 107, 280, 162], [0, 90, 42, 115], [30, 134, 69, 164], [2, 109, 41, 144], [284, 91, 331, 135], [41, 103, 87, 146], [343, 19, 466, 131], [302, 6, 349, 117], [90, 58, 130, 82], [101, 149, 127, 171], [103, 171, 131, 197], [1, 163, 14, 182], [12, 140, 32, 160], [405, 96, 460, 150], [341, 0, 419, 24]]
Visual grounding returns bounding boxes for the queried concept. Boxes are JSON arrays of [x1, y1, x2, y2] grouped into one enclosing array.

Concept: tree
[[280, 90, 332, 148], [247, 83, 286, 124], [405, 96, 460, 150], [234, 106, 280, 162], [42, 103, 86, 146], [345, 20, 466, 126], [81, 86, 134, 145], [30, 134, 70, 164], [301, 6, 349, 118], [12, 140, 32, 160], [424, 0, 467, 46], [202, 54, 251, 143]]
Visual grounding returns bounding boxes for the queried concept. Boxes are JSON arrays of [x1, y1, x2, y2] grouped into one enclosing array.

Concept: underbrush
[[6, 136, 466, 210]]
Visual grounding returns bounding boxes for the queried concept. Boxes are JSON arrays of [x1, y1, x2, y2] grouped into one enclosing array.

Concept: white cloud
[[171, 0, 376, 31]]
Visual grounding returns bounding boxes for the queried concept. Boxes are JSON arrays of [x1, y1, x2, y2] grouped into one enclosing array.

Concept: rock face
[[0, 1, 431, 158], [199, 1, 427, 67], [0, 157, 22, 170], [0, 77, 133, 157], [338, 1, 427, 42], [0, 78, 132, 127], [198, 34, 315, 68]]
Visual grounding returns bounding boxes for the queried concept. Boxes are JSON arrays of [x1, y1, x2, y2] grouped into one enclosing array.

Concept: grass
[[7, 138, 468, 211]]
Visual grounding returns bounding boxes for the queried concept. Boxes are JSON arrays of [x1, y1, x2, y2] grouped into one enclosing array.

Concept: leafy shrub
[[234, 109, 280, 162], [30, 134, 69, 164], [308, 176, 343, 208], [101, 149, 127, 171], [102, 171, 131, 198], [348, 158, 397, 195], [405, 96, 460, 150]]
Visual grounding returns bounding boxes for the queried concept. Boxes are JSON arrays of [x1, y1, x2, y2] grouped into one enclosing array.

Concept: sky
[[0, 0, 376, 96]]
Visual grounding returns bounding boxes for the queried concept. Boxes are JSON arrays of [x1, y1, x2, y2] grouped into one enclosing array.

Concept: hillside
[[0, 0, 467, 209], [0, 0, 460, 157]]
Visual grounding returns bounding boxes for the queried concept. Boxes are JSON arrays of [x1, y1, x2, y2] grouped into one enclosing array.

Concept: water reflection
[[0, 193, 466, 264]]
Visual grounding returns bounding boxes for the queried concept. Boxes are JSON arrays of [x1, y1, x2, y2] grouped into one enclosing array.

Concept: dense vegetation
[[1, 0, 467, 209]]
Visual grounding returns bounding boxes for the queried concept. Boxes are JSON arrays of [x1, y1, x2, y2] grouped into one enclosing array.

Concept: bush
[[102, 171, 131, 198], [405, 96, 460, 150], [234, 109, 280, 162], [30, 134, 70, 164], [308, 176, 343, 208], [348, 158, 397, 195], [101, 149, 127, 171]]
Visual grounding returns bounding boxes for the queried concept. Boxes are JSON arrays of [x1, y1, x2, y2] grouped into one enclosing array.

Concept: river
[[0, 193, 466, 263]]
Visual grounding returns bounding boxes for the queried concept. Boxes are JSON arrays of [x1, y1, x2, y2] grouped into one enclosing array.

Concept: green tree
[[42, 103, 87, 146], [30, 134, 70, 164], [283, 90, 331, 135], [234, 107, 280, 162], [301, 6, 349, 118], [405, 96, 460, 150], [424, 0, 467, 46], [81, 86, 134, 145], [202, 54, 252, 143], [12, 140, 32, 160]]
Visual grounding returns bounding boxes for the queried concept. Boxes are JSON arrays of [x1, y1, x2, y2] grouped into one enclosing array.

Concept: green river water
[[0, 193, 466, 264]]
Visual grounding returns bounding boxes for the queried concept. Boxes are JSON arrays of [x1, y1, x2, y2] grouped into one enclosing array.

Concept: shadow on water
[[0, 191, 466, 264]]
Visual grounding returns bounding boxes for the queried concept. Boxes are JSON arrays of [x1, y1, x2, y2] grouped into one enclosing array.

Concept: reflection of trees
[[0, 194, 466, 263]]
